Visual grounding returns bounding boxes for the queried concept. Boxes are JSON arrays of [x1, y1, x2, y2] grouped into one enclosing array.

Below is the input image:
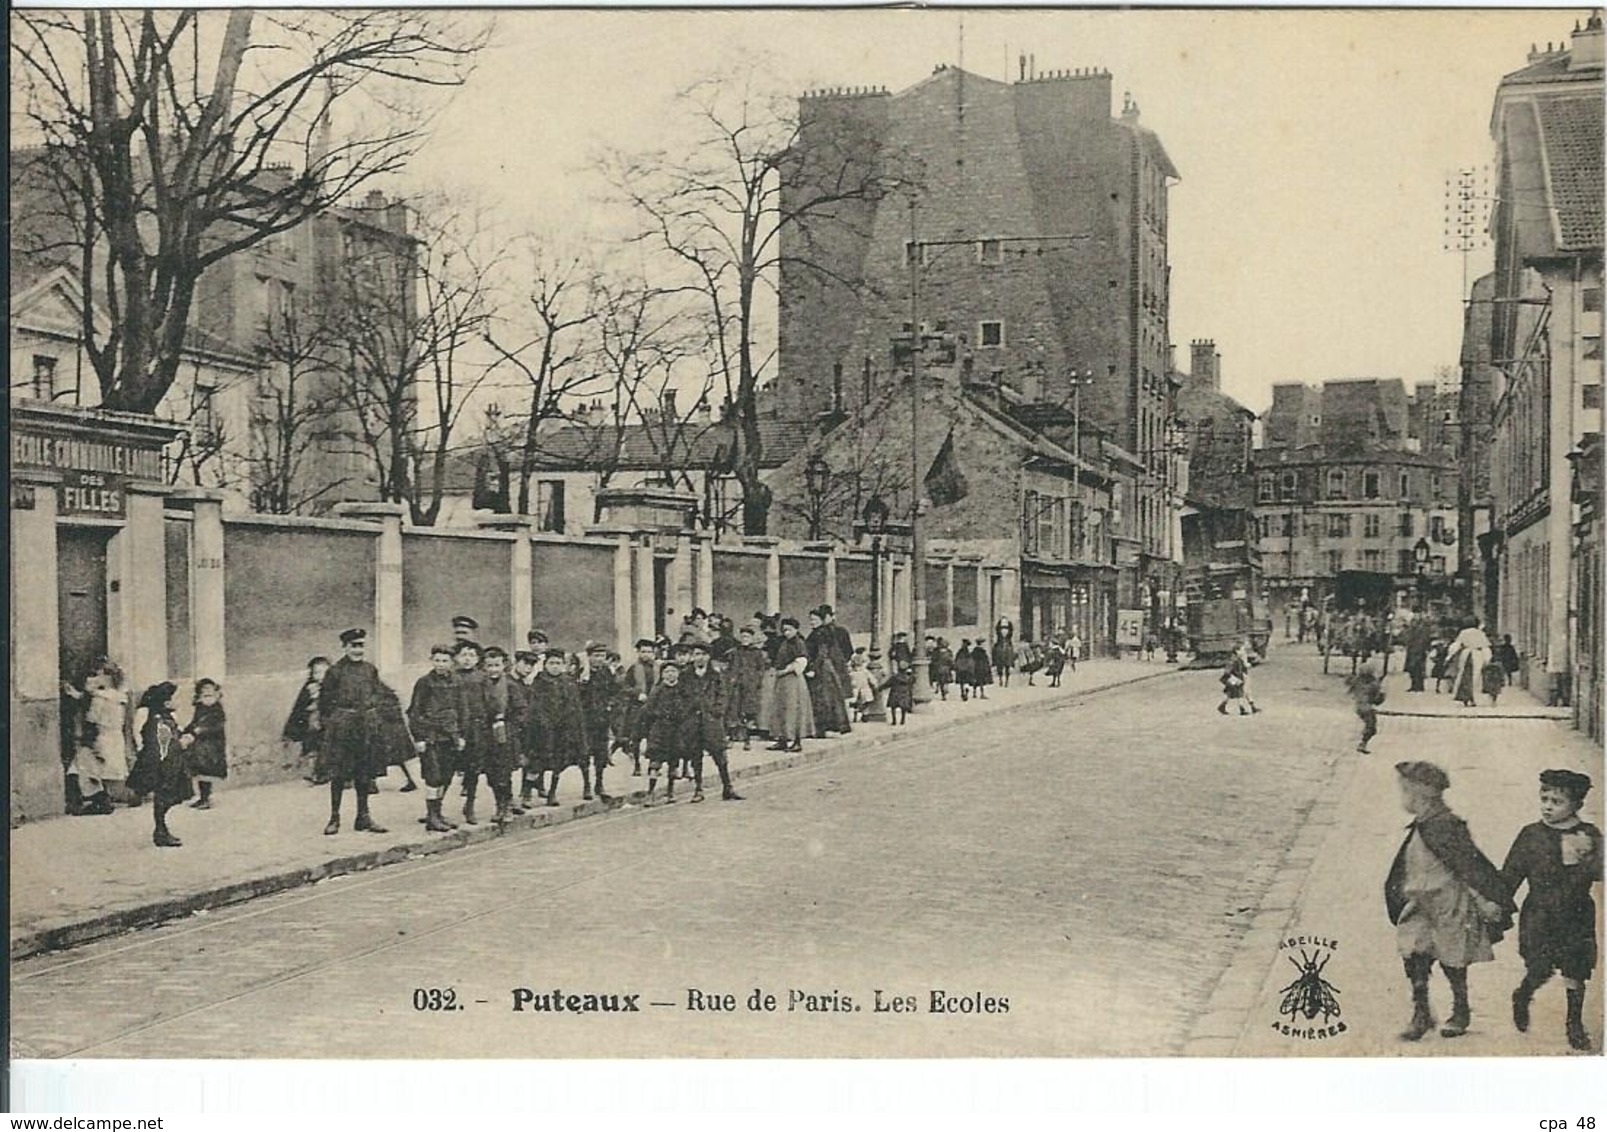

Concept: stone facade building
[[1252, 379, 1461, 619], [1480, 16, 1603, 715], [775, 62, 1180, 624]]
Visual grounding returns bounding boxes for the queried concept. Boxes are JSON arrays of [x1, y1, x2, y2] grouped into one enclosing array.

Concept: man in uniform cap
[[451, 616, 481, 656], [319, 629, 393, 835]]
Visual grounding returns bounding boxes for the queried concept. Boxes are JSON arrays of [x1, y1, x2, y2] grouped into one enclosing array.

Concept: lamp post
[[804, 454, 830, 541], [861, 495, 891, 723]]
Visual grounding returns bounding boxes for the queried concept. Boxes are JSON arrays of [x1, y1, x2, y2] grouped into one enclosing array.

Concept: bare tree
[[330, 192, 501, 525], [248, 309, 347, 514], [482, 244, 610, 514], [778, 412, 911, 544], [604, 65, 912, 534], [10, 10, 486, 414]]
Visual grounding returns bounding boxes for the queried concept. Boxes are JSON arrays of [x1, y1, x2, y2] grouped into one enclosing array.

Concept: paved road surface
[[11, 661, 1352, 1059]]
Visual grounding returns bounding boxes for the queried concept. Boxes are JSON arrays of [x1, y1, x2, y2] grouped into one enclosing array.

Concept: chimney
[[661, 388, 678, 422], [364, 189, 386, 210], [386, 200, 409, 234], [1572, 12, 1604, 69], [1190, 339, 1220, 394], [1020, 366, 1042, 403]]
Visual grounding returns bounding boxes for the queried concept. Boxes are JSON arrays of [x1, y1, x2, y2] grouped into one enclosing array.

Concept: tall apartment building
[[1481, 15, 1603, 716], [1251, 379, 1461, 621], [776, 61, 1180, 589]]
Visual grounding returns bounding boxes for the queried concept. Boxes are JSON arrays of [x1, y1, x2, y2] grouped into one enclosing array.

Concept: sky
[[400, 6, 1589, 417]]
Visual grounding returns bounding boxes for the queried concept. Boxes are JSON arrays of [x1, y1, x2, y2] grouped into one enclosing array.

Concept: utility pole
[[908, 199, 932, 702]]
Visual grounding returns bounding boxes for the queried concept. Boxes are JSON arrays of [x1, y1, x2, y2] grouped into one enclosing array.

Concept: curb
[[1376, 707, 1572, 720], [12, 665, 1187, 960]]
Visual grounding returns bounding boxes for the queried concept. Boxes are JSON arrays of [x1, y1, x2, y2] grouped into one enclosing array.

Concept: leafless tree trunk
[[603, 65, 914, 535], [249, 310, 347, 514], [11, 10, 486, 414]]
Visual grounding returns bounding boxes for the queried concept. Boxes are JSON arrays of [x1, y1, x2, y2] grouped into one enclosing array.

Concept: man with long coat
[[321, 628, 391, 835]]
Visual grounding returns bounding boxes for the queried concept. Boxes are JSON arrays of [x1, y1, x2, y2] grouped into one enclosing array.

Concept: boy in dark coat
[[512, 650, 541, 806], [1385, 760, 1516, 1041], [282, 656, 330, 784], [617, 639, 659, 776], [927, 635, 953, 700], [453, 641, 492, 826], [1502, 769, 1603, 1051], [680, 641, 744, 803], [578, 642, 619, 801], [529, 650, 588, 805], [408, 644, 464, 833], [972, 642, 993, 699], [725, 622, 768, 749], [953, 640, 975, 701], [480, 647, 524, 826], [642, 660, 693, 804]]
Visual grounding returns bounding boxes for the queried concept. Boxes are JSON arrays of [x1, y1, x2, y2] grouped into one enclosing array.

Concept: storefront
[[10, 401, 183, 824]]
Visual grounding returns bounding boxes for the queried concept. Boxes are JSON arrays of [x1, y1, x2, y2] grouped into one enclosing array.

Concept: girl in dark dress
[[183, 679, 228, 810], [953, 640, 975, 701], [972, 641, 993, 699], [1502, 769, 1603, 1051], [128, 682, 191, 847], [282, 656, 330, 784]]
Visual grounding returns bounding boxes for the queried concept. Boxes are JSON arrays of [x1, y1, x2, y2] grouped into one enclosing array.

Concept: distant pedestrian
[[1066, 633, 1082, 672], [1142, 632, 1158, 662], [1385, 761, 1514, 1042], [1018, 640, 1043, 686], [1430, 638, 1452, 694], [973, 641, 993, 700], [1502, 769, 1601, 1051], [848, 650, 877, 722], [884, 653, 914, 726], [928, 635, 954, 699], [1346, 662, 1385, 753], [1044, 639, 1067, 687], [283, 656, 331, 785], [128, 682, 188, 847], [1495, 634, 1521, 682], [953, 640, 975, 701], [1217, 650, 1250, 716], [1481, 657, 1508, 706], [1403, 619, 1431, 694], [1446, 618, 1493, 708], [992, 618, 1017, 688], [183, 678, 228, 810]]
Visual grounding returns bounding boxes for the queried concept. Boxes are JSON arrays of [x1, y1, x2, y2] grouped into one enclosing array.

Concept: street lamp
[[804, 454, 830, 540], [861, 495, 891, 723]]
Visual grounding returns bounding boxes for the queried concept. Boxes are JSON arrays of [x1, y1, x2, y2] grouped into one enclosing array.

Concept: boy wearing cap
[[529, 649, 588, 805], [407, 644, 465, 833], [1502, 769, 1602, 1051], [682, 640, 744, 803], [1385, 760, 1515, 1041], [642, 660, 691, 804], [481, 647, 525, 826], [725, 622, 767, 750], [579, 642, 618, 802], [618, 639, 660, 776], [453, 641, 492, 825], [320, 629, 392, 836]]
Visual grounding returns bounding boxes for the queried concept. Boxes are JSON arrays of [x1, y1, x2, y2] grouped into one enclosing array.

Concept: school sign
[[10, 401, 176, 518]]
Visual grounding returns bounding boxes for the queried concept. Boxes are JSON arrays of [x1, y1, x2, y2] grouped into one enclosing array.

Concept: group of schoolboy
[[404, 615, 744, 831]]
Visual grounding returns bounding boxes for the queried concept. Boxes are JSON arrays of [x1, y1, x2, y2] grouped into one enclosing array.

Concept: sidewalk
[[1375, 666, 1572, 720], [1186, 647, 1603, 1057], [10, 657, 1183, 959]]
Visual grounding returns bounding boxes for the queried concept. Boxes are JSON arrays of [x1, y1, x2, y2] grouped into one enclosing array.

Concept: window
[[1430, 473, 1443, 500], [1429, 514, 1447, 542], [1279, 471, 1299, 501], [977, 239, 1002, 265], [1398, 549, 1416, 575], [902, 241, 931, 267], [1022, 490, 1039, 555], [1585, 337, 1603, 361], [1362, 549, 1383, 571], [979, 321, 1004, 348], [1398, 512, 1414, 537], [1363, 470, 1380, 499], [1257, 474, 1274, 503], [31, 354, 57, 400], [1584, 287, 1603, 313], [536, 480, 566, 533], [1326, 513, 1351, 538], [1586, 385, 1603, 410], [1327, 550, 1344, 574], [1280, 512, 1296, 538], [1399, 471, 1411, 499], [1325, 468, 1347, 500], [193, 384, 220, 446], [1363, 513, 1381, 539]]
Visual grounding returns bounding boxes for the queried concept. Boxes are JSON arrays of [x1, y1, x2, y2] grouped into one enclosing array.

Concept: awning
[[1024, 574, 1071, 591]]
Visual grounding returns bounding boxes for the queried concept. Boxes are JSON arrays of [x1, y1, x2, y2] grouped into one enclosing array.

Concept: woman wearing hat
[[1385, 760, 1515, 1040], [805, 606, 853, 737]]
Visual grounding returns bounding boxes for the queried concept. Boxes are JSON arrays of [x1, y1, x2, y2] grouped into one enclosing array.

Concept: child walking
[[1346, 661, 1385, 752], [128, 682, 190, 847], [928, 636, 953, 701], [1501, 769, 1602, 1051], [884, 659, 913, 726], [183, 679, 228, 809], [848, 650, 877, 723], [642, 660, 691, 804], [953, 640, 975, 702], [1384, 760, 1515, 1041]]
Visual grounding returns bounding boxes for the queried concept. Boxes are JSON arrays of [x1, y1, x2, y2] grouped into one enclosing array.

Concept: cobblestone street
[[10, 657, 1388, 1058]]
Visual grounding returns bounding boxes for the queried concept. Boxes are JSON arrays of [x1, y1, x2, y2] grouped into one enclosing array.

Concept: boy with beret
[[407, 644, 464, 833], [1502, 769, 1602, 1051], [1385, 760, 1515, 1041]]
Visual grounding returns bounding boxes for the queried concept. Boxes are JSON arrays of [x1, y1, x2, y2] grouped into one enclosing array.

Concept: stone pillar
[[108, 483, 170, 694], [1000, 567, 1021, 632], [765, 543, 782, 613], [479, 515, 538, 645], [171, 489, 228, 682], [945, 562, 956, 631], [696, 536, 716, 613], [824, 549, 839, 611], [335, 503, 406, 679], [634, 536, 657, 641], [667, 534, 693, 627], [613, 534, 635, 656], [10, 471, 62, 701], [10, 471, 63, 824]]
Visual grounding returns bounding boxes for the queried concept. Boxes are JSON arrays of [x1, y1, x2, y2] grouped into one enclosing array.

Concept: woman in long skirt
[[767, 618, 813, 751], [805, 607, 853, 736], [1446, 619, 1492, 708]]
